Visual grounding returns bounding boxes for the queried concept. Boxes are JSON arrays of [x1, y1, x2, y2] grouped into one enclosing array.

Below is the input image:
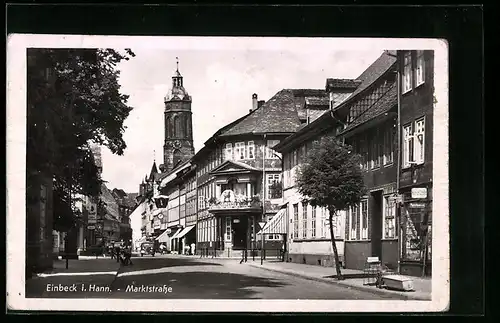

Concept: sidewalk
[[41, 258, 121, 274], [246, 260, 431, 300]]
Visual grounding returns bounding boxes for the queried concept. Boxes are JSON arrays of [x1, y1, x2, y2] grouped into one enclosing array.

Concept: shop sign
[[88, 203, 97, 224], [411, 188, 427, 199], [409, 202, 426, 208], [87, 225, 95, 230]]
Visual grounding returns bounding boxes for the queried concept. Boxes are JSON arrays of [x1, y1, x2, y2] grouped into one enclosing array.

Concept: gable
[[210, 160, 258, 175]]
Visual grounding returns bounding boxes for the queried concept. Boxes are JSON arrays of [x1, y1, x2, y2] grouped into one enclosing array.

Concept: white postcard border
[[6, 35, 449, 312]]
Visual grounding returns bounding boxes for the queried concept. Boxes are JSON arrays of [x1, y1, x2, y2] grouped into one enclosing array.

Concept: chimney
[[252, 93, 258, 111], [258, 100, 265, 108]]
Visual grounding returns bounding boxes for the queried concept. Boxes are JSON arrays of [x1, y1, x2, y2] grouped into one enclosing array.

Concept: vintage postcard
[[7, 35, 449, 312]]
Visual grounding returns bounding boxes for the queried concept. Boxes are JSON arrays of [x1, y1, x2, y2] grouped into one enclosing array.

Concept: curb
[[247, 263, 430, 301]]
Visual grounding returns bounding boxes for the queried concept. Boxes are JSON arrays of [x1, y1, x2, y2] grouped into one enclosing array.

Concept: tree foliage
[[296, 136, 366, 211], [296, 136, 366, 278], [27, 48, 136, 232]]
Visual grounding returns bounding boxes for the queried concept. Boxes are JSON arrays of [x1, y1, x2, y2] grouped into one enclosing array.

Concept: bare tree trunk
[[328, 206, 343, 280]]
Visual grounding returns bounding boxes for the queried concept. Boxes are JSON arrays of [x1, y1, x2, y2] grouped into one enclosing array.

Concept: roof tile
[[341, 85, 397, 134], [220, 89, 327, 137]]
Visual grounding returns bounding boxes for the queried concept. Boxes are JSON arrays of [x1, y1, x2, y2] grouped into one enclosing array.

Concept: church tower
[[162, 58, 194, 173]]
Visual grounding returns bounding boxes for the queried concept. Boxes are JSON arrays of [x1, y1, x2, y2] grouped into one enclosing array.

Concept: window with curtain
[[302, 203, 308, 239], [383, 195, 397, 239], [383, 124, 394, 165], [415, 50, 425, 86], [293, 204, 299, 239], [224, 143, 233, 161], [311, 206, 316, 238], [247, 141, 255, 159], [402, 51, 413, 93], [235, 142, 246, 160], [414, 117, 425, 164]]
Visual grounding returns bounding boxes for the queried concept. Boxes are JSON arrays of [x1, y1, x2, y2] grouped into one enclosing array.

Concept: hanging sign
[[258, 222, 266, 228], [409, 202, 426, 208], [87, 203, 97, 224], [411, 188, 427, 199]]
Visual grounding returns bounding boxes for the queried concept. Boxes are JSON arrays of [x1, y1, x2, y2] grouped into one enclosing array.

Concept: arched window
[[175, 115, 182, 138], [184, 114, 190, 138], [172, 115, 178, 138], [166, 115, 172, 138]]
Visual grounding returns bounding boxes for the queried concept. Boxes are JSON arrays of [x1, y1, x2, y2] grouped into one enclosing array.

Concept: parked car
[[140, 242, 155, 257]]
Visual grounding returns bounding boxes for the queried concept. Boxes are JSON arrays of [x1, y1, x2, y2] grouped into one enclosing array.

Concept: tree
[[27, 48, 136, 232], [296, 136, 366, 279]]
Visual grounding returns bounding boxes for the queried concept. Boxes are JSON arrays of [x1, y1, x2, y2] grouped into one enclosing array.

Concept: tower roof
[[149, 161, 159, 180], [164, 58, 191, 102]]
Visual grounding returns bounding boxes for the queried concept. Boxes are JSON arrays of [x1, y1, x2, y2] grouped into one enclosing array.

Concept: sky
[[100, 43, 384, 193]]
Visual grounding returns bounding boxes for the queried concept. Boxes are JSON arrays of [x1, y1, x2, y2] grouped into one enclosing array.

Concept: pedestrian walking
[[190, 243, 195, 256], [115, 245, 121, 263], [121, 243, 133, 266]]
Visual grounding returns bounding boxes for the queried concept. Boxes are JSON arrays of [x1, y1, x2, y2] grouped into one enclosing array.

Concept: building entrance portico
[[206, 159, 264, 255]]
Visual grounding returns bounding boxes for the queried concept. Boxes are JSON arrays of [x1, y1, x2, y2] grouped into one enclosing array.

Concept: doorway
[[370, 190, 383, 258], [232, 216, 248, 250]]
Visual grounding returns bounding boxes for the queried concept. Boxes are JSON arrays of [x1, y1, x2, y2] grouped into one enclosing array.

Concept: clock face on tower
[[173, 140, 181, 149]]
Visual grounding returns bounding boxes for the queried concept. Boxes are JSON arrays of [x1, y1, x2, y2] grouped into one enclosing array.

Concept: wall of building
[[344, 241, 371, 270], [398, 50, 434, 277], [26, 172, 54, 275]]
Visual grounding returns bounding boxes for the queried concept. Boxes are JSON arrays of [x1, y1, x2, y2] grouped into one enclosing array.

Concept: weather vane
[[153, 149, 156, 162], [176, 57, 179, 71]]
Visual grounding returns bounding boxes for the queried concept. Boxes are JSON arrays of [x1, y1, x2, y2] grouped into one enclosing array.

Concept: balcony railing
[[208, 194, 262, 211]]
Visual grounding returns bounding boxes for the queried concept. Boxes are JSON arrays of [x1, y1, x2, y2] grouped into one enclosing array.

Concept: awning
[[170, 228, 183, 239], [174, 225, 195, 240], [257, 207, 287, 235], [156, 230, 171, 243], [135, 236, 147, 245]]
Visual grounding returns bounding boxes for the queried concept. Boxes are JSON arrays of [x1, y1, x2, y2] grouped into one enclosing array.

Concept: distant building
[[192, 89, 329, 258]]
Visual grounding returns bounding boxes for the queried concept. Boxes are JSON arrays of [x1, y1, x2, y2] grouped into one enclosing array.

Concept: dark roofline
[[274, 59, 397, 152]]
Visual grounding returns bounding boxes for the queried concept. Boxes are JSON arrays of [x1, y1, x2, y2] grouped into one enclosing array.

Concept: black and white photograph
[[7, 35, 449, 312]]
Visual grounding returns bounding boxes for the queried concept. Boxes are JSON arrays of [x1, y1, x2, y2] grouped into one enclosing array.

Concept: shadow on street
[[110, 271, 290, 299]]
